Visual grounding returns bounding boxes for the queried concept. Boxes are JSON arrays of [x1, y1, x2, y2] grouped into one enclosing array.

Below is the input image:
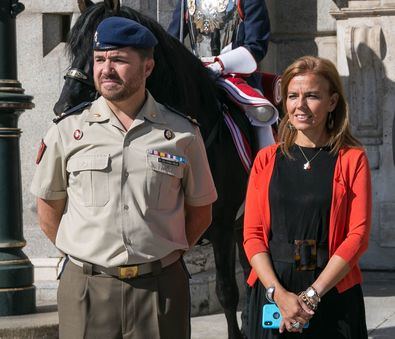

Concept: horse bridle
[[64, 68, 95, 88]]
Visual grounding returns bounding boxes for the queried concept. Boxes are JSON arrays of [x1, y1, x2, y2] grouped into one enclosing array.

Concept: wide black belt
[[269, 240, 328, 271], [69, 251, 181, 279]]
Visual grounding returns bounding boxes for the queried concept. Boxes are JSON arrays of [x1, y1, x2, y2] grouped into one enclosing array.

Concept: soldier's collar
[[138, 91, 167, 125], [85, 96, 111, 123], [85, 92, 166, 125]]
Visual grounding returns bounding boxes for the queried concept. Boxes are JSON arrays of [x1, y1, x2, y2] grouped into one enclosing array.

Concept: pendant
[[303, 161, 311, 170]]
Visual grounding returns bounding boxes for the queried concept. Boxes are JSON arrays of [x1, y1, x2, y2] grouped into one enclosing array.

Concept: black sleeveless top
[[268, 145, 337, 292]]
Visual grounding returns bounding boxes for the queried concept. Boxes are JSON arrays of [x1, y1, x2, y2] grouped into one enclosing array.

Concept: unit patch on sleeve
[[36, 139, 47, 165]]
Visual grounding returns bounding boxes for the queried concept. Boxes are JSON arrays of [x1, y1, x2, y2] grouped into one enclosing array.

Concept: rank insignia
[[36, 139, 47, 165], [73, 129, 83, 140], [164, 129, 174, 140]]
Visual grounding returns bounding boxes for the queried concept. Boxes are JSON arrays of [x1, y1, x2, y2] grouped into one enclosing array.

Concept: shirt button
[[124, 205, 129, 210], [124, 171, 129, 178]]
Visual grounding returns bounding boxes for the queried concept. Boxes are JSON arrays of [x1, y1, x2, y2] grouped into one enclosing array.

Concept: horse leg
[[210, 222, 243, 339], [235, 218, 251, 339]]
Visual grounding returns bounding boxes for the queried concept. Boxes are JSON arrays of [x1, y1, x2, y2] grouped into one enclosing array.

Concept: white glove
[[206, 61, 223, 76], [217, 47, 257, 75]]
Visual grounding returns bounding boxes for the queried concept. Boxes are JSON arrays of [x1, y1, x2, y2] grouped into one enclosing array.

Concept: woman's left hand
[[275, 288, 314, 333]]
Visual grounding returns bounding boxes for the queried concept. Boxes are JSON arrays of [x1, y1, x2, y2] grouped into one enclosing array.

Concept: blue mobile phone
[[262, 304, 282, 329], [262, 304, 309, 329]]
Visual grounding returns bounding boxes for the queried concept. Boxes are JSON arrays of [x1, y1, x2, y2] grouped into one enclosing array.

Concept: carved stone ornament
[[345, 25, 384, 144]]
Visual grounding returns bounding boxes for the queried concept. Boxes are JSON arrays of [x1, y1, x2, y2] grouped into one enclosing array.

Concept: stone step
[[0, 305, 58, 339], [35, 280, 59, 307]]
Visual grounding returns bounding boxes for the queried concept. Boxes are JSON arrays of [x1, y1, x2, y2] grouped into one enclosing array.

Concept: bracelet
[[299, 291, 319, 311], [265, 286, 275, 303], [299, 286, 321, 311]]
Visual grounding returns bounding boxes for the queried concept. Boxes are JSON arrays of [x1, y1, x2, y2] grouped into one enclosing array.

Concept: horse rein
[[64, 68, 95, 88]]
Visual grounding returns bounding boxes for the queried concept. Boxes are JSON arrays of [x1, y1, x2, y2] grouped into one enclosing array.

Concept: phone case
[[262, 304, 309, 329], [262, 304, 282, 329]]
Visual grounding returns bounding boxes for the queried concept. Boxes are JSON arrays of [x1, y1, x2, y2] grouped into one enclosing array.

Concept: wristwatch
[[265, 286, 275, 303], [305, 286, 321, 303]]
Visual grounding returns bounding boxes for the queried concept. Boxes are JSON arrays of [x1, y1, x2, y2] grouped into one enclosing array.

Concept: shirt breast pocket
[[146, 154, 184, 210], [67, 154, 110, 207]]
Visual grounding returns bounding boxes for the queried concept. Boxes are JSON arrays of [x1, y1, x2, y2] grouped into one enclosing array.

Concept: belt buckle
[[294, 240, 317, 271], [119, 265, 139, 279]]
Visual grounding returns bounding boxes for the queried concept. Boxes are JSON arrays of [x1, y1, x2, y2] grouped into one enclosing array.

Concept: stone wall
[[262, 0, 337, 72], [16, 0, 81, 302]]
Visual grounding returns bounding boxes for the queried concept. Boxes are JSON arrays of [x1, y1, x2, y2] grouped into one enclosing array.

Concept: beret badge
[[94, 31, 98, 46]]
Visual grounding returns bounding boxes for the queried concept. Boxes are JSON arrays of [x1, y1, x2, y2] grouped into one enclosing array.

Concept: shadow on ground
[[369, 326, 395, 338], [362, 271, 395, 297]]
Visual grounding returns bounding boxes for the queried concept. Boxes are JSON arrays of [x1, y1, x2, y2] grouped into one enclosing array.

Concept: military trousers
[[58, 259, 190, 339]]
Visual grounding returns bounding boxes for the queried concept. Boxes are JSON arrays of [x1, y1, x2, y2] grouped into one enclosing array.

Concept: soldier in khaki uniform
[[31, 17, 217, 339]]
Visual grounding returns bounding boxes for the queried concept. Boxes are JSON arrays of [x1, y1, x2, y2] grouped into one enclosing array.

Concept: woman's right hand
[[274, 288, 314, 333]]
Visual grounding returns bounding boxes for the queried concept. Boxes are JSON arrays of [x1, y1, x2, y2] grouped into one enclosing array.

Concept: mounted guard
[[168, 0, 281, 151]]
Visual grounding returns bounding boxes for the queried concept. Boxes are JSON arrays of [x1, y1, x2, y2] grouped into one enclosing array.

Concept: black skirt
[[247, 281, 368, 339]]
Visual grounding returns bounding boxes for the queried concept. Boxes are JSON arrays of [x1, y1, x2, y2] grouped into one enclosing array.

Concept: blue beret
[[94, 17, 158, 50]]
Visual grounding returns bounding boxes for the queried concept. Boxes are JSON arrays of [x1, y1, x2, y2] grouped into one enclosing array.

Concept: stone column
[[332, 0, 395, 268]]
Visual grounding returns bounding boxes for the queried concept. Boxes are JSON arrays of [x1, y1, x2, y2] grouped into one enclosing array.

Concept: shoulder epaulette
[[53, 101, 92, 124], [164, 104, 200, 127]]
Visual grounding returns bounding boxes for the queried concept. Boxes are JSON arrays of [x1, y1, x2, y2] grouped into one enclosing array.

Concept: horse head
[[54, 0, 121, 115]]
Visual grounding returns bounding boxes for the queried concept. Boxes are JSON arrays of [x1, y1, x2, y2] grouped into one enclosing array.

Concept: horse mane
[[67, 3, 108, 66]]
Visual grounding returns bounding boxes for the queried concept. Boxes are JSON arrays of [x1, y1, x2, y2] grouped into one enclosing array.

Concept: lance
[[179, 0, 184, 42]]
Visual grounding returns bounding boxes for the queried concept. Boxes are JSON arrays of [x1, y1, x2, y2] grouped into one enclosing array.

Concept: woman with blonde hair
[[244, 56, 371, 338]]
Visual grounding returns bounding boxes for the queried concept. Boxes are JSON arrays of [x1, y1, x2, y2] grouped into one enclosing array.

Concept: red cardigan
[[243, 144, 372, 293]]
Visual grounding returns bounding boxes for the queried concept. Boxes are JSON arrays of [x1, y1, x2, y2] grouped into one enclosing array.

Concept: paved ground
[[191, 271, 395, 339], [0, 271, 394, 338]]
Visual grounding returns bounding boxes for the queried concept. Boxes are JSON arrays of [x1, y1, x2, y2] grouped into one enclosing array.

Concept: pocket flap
[[147, 154, 183, 178], [67, 154, 109, 172]]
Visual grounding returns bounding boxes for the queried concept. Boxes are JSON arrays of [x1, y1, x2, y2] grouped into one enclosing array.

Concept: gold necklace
[[297, 145, 323, 170]]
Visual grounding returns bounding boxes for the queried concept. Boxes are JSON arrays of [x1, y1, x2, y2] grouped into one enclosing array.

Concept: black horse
[[54, 1, 255, 337]]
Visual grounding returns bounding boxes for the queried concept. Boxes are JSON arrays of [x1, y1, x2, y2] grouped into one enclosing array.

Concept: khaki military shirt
[[31, 92, 217, 267]]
